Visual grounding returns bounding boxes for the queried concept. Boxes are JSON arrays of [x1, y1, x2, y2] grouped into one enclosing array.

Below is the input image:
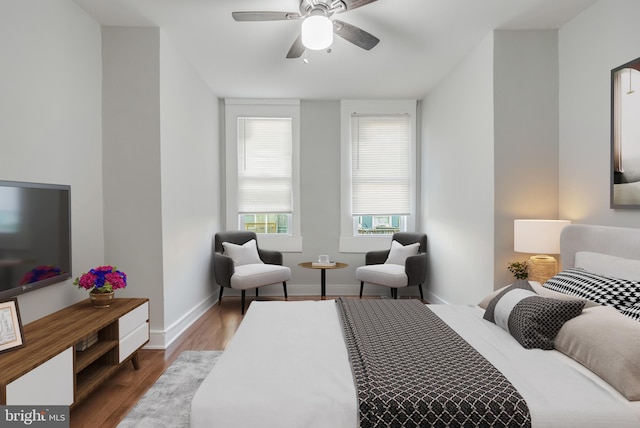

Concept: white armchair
[[356, 232, 427, 299], [213, 231, 290, 314]]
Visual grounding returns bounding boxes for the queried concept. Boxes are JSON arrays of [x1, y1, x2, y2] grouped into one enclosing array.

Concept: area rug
[[118, 350, 223, 428]]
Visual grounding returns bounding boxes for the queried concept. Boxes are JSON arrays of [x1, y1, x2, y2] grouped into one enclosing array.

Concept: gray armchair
[[213, 231, 290, 314], [356, 232, 427, 299]]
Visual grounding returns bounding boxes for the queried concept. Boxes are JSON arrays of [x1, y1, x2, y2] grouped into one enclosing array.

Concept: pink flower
[[78, 273, 97, 290]]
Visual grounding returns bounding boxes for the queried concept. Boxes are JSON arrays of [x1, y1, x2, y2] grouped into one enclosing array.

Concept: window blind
[[351, 114, 410, 216], [237, 117, 293, 213]]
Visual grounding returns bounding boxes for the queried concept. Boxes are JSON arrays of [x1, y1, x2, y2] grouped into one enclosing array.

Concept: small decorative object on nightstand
[[507, 261, 529, 280], [514, 219, 571, 284]]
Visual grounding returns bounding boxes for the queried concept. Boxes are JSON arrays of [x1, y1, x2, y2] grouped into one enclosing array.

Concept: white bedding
[[191, 300, 640, 428], [191, 300, 358, 428], [431, 305, 640, 427]]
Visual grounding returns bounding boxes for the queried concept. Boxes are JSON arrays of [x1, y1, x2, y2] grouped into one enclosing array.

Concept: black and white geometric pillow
[[484, 281, 585, 349], [543, 267, 640, 311], [483, 280, 534, 323], [506, 296, 585, 349], [621, 303, 640, 322]]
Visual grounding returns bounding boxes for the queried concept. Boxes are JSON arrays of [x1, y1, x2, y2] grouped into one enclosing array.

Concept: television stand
[[0, 297, 149, 408]]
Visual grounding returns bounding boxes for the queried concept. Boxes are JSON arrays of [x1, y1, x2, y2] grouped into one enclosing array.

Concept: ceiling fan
[[232, 0, 380, 59]]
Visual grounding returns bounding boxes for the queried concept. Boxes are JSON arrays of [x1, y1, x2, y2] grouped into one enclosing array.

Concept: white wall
[[422, 34, 496, 305], [422, 30, 561, 304], [493, 30, 560, 284], [102, 27, 166, 342], [559, 0, 640, 228], [159, 32, 221, 347], [0, 0, 103, 323], [102, 27, 221, 348]]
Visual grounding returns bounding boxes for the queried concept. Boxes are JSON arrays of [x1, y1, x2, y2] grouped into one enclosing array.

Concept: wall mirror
[[611, 56, 640, 208]]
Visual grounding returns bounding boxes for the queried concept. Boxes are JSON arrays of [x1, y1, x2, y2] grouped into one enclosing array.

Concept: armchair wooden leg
[[256, 288, 259, 297], [218, 286, 224, 305], [392, 288, 398, 299], [359, 282, 364, 298], [241, 290, 246, 315], [283, 282, 288, 300], [418, 284, 424, 301]]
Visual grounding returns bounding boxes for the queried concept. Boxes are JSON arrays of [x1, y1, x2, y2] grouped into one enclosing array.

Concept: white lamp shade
[[514, 219, 571, 255], [301, 15, 333, 50]]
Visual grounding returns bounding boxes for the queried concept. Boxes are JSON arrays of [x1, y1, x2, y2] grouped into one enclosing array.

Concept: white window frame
[[339, 100, 417, 253], [225, 99, 302, 252]]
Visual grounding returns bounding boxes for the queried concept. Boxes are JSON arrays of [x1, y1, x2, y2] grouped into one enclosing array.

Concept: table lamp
[[514, 219, 571, 284]]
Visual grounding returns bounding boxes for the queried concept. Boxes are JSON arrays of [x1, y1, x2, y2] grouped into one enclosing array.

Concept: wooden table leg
[[131, 351, 140, 370]]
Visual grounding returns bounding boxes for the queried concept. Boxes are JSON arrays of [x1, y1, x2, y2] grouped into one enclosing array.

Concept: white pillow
[[575, 251, 640, 282], [384, 240, 420, 265], [222, 239, 263, 266]]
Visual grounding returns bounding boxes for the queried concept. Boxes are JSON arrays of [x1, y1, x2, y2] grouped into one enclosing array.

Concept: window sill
[[339, 235, 393, 253], [257, 235, 303, 253]]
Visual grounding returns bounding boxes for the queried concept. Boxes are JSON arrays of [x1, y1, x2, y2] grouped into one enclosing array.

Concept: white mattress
[[191, 300, 640, 428]]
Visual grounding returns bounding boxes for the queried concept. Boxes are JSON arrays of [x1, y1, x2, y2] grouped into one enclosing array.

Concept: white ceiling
[[73, 0, 597, 100]]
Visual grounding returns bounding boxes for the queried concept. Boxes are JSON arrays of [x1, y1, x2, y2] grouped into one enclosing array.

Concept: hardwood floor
[[69, 295, 245, 428], [69, 294, 420, 427]]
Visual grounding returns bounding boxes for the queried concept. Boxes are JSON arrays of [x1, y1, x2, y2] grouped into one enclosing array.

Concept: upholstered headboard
[[560, 224, 640, 269]]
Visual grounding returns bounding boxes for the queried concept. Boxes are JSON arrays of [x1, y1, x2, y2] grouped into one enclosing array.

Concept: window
[[0, 187, 20, 234], [339, 100, 417, 252], [237, 117, 292, 235], [225, 99, 302, 251], [356, 215, 403, 235]]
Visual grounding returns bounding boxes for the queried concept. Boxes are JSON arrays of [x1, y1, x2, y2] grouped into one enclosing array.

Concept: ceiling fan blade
[[340, 0, 378, 12], [333, 20, 379, 50], [232, 11, 300, 21], [286, 34, 305, 59]]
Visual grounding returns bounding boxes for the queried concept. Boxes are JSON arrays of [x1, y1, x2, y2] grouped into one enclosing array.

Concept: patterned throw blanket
[[336, 298, 531, 428]]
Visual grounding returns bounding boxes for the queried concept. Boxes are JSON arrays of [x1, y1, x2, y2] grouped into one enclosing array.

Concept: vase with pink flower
[[74, 265, 127, 308]]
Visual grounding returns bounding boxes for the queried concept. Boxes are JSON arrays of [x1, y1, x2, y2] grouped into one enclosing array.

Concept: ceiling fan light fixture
[[301, 15, 333, 50]]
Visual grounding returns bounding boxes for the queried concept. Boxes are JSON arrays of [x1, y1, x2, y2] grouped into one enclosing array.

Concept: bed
[[191, 224, 640, 427]]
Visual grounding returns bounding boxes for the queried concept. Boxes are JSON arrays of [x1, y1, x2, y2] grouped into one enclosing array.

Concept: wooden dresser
[[0, 297, 149, 408]]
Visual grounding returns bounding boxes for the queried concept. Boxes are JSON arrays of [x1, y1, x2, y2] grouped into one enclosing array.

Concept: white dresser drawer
[[6, 347, 74, 405], [119, 301, 148, 339], [119, 321, 149, 363]]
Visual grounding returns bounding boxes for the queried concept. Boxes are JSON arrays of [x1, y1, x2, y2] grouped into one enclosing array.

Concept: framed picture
[[611, 55, 640, 208], [0, 298, 25, 354]]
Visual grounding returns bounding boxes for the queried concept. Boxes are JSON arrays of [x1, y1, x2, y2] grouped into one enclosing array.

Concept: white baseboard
[[145, 294, 217, 350], [424, 289, 449, 305]]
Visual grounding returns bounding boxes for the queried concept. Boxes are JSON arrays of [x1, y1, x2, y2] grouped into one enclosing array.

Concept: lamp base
[[528, 255, 557, 284]]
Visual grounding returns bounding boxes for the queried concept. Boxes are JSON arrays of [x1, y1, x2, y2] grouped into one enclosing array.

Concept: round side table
[[298, 262, 348, 299]]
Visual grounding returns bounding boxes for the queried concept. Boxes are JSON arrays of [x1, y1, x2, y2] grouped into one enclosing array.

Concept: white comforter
[[191, 300, 358, 428], [191, 300, 640, 428]]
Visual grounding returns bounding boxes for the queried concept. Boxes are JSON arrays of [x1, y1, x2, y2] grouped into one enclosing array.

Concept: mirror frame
[[611, 56, 640, 209]]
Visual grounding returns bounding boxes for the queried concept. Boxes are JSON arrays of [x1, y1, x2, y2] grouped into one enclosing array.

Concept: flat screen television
[[0, 180, 71, 299]]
